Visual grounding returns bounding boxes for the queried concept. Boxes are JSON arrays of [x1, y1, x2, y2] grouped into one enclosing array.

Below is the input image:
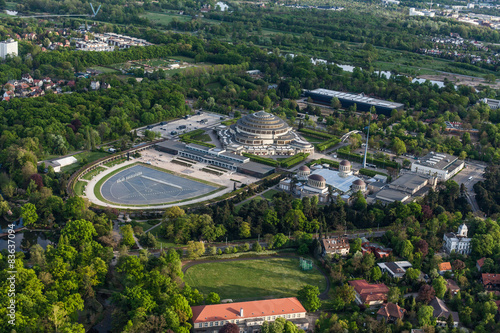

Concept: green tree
[[388, 287, 401, 303], [21, 203, 38, 227], [392, 137, 407, 156], [432, 276, 447, 299], [370, 266, 382, 281], [297, 285, 321, 312], [330, 97, 341, 109], [400, 240, 414, 259], [239, 222, 251, 238], [405, 267, 421, 281], [252, 241, 262, 252], [187, 241, 205, 259], [121, 225, 135, 248], [206, 292, 221, 304], [273, 233, 289, 248], [417, 305, 435, 327]]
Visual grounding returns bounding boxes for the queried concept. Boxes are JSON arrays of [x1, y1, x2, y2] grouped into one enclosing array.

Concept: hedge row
[[299, 128, 336, 139], [337, 149, 400, 169], [316, 137, 340, 151], [306, 158, 340, 168], [242, 153, 279, 166], [280, 153, 309, 168], [359, 168, 391, 181]]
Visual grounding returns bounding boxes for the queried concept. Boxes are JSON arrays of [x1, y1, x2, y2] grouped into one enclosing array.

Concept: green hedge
[[299, 128, 336, 139], [242, 153, 279, 166], [181, 138, 216, 148], [306, 158, 340, 168], [316, 137, 340, 151], [337, 149, 400, 169], [279, 153, 309, 168], [359, 168, 391, 181]]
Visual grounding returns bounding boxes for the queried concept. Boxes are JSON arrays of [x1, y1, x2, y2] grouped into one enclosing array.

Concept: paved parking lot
[[143, 112, 226, 139], [452, 163, 485, 192]]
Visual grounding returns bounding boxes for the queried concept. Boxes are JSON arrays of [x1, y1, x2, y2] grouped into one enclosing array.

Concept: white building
[[411, 152, 464, 181], [482, 98, 500, 110], [0, 39, 18, 59], [443, 224, 471, 255], [90, 81, 100, 90]]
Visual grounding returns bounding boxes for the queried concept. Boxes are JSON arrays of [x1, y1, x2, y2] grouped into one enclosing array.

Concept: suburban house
[[438, 262, 452, 275], [321, 236, 350, 256], [376, 303, 405, 322], [446, 279, 460, 295], [429, 297, 459, 328], [477, 258, 486, 271], [377, 261, 412, 279], [190, 298, 309, 333], [443, 224, 471, 255], [482, 273, 500, 290], [361, 241, 392, 258], [348, 279, 389, 306]]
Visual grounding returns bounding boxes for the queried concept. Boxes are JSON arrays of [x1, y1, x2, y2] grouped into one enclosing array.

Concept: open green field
[[61, 151, 110, 174], [81, 167, 106, 180], [184, 257, 326, 301], [89, 66, 119, 74], [142, 11, 191, 25], [262, 189, 280, 200]]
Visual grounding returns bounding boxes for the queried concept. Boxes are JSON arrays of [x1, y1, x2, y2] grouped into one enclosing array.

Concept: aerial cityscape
[[0, 0, 500, 332]]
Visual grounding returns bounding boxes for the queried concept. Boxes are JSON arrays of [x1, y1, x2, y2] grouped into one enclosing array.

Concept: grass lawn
[[74, 181, 86, 196], [142, 11, 191, 25], [191, 133, 212, 142], [89, 66, 119, 74], [184, 257, 326, 301], [61, 151, 110, 174], [104, 157, 126, 167], [262, 189, 280, 200], [81, 167, 106, 180]]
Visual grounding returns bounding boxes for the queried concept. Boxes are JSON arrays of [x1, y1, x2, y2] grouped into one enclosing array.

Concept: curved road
[[182, 254, 331, 300]]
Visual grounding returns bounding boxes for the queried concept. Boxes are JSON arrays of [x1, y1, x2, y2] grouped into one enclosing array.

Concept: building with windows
[[411, 152, 464, 181], [377, 261, 413, 279], [0, 39, 18, 59], [218, 111, 314, 156], [429, 297, 459, 328], [321, 236, 350, 256], [377, 303, 405, 322], [191, 298, 308, 333], [443, 224, 471, 255], [348, 279, 389, 306]]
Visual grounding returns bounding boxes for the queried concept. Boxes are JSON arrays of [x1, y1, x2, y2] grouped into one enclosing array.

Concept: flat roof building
[[304, 88, 404, 116], [0, 39, 18, 59], [411, 152, 464, 181]]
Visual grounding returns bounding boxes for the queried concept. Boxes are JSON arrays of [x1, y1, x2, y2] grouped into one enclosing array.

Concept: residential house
[[377, 261, 412, 279], [482, 273, 500, 290], [21, 73, 33, 83], [477, 257, 486, 271], [361, 242, 392, 258], [446, 279, 460, 295], [438, 262, 452, 275], [90, 81, 100, 90], [443, 224, 471, 255], [376, 303, 405, 322], [321, 237, 350, 256], [429, 297, 459, 328], [348, 279, 389, 306], [190, 298, 308, 333]]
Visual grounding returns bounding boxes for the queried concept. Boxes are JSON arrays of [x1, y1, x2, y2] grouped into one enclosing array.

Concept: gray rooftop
[[238, 161, 275, 174], [308, 88, 404, 109], [155, 140, 186, 151], [413, 152, 458, 170], [375, 188, 410, 202], [390, 173, 428, 190]]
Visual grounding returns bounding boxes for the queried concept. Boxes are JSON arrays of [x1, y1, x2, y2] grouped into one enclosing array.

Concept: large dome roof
[[340, 160, 351, 166], [299, 165, 310, 172], [353, 179, 365, 186], [237, 111, 289, 130], [309, 174, 326, 182]]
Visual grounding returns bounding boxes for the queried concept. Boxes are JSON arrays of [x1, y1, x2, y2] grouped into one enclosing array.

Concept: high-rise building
[[0, 39, 18, 59]]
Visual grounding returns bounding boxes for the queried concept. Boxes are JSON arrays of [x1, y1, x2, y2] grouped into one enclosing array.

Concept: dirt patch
[[418, 74, 500, 90]]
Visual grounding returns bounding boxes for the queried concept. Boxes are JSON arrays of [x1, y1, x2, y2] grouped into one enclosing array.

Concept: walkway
[[181, 254, 331, 299]]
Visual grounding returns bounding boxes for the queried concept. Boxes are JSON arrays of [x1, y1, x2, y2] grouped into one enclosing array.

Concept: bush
[[252, 241, 262, 252], [217, 248, 223, 255], [315, 137, 340, 151], [279, 153, 309, 168], [337, 149, 399, 169], [299, 128, 336, 139], [224, 246, 232, 254], [242, 153, 279, 166]]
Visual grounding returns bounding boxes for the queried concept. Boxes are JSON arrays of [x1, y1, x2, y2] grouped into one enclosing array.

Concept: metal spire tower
[[362, 108, 373, 169]]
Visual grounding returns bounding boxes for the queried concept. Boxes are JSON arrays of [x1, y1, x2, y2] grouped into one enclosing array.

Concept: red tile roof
[[191, 298, 306, 324], [477, 257, 486, 268], [438, 262, 452, 271], [482, 273, 500, 286], [349, 279, 389, 303], [377, 303, 405, 320]]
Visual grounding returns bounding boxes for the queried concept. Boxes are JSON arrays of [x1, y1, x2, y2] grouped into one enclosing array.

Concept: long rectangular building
[[304, 88, 404, 115], [191, 298, 308, 333], [411, 152, 464, 181]]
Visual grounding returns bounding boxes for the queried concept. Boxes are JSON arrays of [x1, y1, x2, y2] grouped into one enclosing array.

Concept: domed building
[[219, 111, 314, 156], [308, 174, 326, 189], [297, 165, 311, 180], [352, 179, 366, 192], [339, 160, 352, 177]]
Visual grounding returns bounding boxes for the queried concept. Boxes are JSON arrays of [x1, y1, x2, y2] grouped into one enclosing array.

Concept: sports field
[[100, 164, 217, 205], [184, 258, 326, 301]]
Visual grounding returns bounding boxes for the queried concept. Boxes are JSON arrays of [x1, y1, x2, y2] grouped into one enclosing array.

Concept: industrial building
[[218, 111, 314, 156], [0, 39, 18, 59], [411, 152, 464, 181], [366, 172, 436, 204], [304, 88, 404, 116], [155, 140, 275, 178]]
